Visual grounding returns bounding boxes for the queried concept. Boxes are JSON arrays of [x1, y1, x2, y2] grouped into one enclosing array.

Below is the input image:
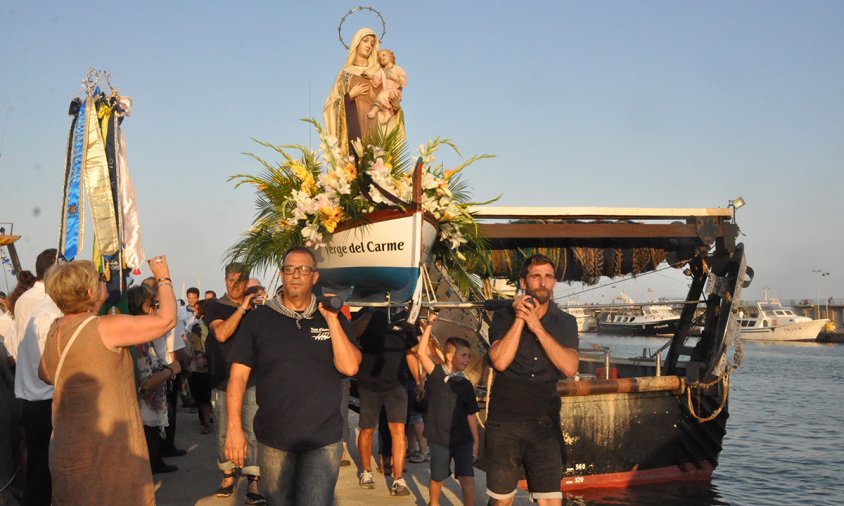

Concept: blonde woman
[[39, 256, 176, 506]]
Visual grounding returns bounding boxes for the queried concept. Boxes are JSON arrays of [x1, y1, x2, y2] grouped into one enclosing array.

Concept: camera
[[244, 286, 266, 308]]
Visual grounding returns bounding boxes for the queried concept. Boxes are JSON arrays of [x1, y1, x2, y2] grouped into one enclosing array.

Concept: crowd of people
[[0, 247, 578, 506]]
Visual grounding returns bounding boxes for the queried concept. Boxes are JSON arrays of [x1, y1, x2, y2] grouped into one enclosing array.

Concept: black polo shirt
[[423, 366, 479, 447], [357, 310, 417, 392], [228, 305, 357, 452], [204, 297, 255, 391], [488, 303, 578, 421]]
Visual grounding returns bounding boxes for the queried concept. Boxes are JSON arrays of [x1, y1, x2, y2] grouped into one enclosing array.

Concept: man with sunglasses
[[225, 246, 361, 505]]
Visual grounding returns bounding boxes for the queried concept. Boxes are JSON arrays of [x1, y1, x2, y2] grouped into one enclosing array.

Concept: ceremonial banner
[[82, 96, 119, 256], [114, 96, 144, 268], [61, 98, 87, 261]]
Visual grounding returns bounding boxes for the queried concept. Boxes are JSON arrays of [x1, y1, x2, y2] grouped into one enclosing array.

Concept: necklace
[[267, 293, 317, 329]]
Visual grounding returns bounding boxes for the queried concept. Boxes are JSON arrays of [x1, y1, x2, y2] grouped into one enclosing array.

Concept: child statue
[[365, 49, 407, 124]]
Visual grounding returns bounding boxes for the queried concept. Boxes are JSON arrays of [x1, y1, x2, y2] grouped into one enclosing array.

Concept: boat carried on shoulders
[[738, 297, 827, 342]]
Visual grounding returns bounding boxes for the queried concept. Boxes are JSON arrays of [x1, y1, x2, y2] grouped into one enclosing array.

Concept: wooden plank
[[480, 222, 709, 239], [469, 206, 733, 220]]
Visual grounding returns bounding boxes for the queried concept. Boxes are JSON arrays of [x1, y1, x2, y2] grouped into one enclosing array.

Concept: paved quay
[[154, 407, 531, 505]]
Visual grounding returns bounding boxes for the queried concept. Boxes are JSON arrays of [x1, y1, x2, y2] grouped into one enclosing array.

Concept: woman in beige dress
[[39, 256, 176, 506]]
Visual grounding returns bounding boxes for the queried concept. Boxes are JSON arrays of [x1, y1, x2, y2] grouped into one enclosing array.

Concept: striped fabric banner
[[82, 96, 119, 256], [114, 96, 145, 268], [61, 98, 87, 261]]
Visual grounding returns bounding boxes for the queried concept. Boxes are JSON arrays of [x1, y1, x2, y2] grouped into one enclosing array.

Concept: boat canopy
[[470, 206, 738, 284]]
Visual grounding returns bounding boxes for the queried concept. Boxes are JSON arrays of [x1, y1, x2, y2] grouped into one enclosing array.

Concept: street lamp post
[[812, 269, 830, 319]]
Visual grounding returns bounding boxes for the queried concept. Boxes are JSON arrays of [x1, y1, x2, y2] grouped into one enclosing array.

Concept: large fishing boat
[[738, 298, 827, 342], [334, 205, 746, 491]]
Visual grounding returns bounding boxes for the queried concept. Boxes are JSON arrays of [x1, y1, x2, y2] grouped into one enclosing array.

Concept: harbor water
[[565, 334, 844, 506]]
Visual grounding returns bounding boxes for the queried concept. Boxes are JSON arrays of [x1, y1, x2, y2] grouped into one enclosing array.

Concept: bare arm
[[209, 294, 254, 343], [140, 361, 181, 391], [224, 363, 251, 467], [99, 256, 177, 351], [468, 413, 480, 459], [319, 305, 361, 376], [416, 315, 437, 375]]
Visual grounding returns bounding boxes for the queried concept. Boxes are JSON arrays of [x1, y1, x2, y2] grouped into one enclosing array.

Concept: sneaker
[[359, 470, 375, 489], [391, 477, 410, 496], [409, 451, 425, 464]]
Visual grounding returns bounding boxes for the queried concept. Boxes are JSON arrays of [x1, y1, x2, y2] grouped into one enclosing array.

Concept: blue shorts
[[429, 441, 475, 482]]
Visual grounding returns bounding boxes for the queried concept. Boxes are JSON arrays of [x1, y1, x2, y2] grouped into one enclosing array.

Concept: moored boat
[[597, 293, 682, 336], [738, 298, 828, 342], [414, 206, 747, 492], [561, 303, 598, 332]]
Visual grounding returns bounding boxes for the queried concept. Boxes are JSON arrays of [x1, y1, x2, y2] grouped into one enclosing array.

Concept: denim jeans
[[259, 441, 341, 506], [211, 386, 259, 476]]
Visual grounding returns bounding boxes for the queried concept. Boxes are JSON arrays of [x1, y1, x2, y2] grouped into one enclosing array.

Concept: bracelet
[[158, 282, 173, 289], [157, 277, 171, 283]]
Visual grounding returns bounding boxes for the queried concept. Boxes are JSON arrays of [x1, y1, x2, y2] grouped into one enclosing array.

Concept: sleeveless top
[[42, 312, 155, 505]]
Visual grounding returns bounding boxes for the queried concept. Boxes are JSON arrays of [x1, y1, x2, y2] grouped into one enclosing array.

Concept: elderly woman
[[39, 256, 176, 506], [324, 27, 405, 157]]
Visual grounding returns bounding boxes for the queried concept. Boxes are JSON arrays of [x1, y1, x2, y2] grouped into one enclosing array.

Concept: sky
[[1, 1, 843, 305]]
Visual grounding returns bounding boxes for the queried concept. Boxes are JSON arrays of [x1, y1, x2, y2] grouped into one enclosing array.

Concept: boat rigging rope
[[686, 374, 730, 423], [685, 320, 744, 423]]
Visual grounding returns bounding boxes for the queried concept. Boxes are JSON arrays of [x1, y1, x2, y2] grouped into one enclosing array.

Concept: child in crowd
[[416, 313, 479, 506]]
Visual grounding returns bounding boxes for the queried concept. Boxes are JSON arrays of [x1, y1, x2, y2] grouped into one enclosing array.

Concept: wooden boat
[[314, 208, 438, 302], [421, 205, 747, 492], [314, 159, 439, 304]]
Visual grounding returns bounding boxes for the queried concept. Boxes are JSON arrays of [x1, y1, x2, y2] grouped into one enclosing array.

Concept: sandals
[[244, 475, 267, 505], [215, 470, 238, 498]]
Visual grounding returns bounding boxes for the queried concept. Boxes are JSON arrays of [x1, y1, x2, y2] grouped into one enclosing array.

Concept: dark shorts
[[484, 416, 563, 501], [359, 385, 407, 429], [188, 372, 211, 404], [429, 441, 474, 482]]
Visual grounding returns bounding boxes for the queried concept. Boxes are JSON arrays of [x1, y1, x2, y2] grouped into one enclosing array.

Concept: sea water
[[563, 335, 844, 506]]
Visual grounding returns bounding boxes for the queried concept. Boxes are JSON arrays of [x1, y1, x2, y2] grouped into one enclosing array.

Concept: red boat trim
[[516, 462, 714, 492]]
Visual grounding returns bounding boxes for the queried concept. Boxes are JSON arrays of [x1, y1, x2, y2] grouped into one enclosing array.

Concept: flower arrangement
[[227, 120, 496, 291]]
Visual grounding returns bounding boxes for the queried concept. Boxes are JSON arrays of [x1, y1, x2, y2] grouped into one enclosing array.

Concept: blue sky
[[2, 1, 842, 304]]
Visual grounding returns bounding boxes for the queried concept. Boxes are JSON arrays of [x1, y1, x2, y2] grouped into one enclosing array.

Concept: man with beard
[[485, 254, 579, 506]]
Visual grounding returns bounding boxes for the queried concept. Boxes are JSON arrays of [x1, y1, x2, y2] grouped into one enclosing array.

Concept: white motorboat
[[597, 293, 681, 336], [560, 304, 598, 332], [738, 299, 828, 342]]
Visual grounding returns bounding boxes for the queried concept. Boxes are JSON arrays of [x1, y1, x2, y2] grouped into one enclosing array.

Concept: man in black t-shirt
[[225, 247, 361, 506], [355, 308, 417, 496], [203, 262, 263, 501], [486, 254, 579, 506]]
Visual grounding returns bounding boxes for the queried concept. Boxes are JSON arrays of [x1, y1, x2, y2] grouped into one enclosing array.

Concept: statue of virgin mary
[[324, 27, 405, 157]]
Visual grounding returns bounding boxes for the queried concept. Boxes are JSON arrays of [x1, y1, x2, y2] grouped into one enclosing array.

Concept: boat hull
[[314, 209, 438, 302], [556, 388, 725, 491], [740, 319, 828, 342], [597, 319, 680, 335]]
